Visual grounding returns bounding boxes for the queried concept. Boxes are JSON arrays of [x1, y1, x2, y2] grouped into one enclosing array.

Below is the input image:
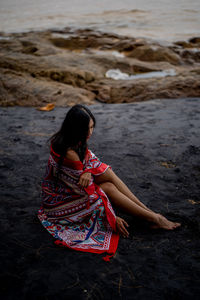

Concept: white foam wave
[[105, 69, 176, 80]]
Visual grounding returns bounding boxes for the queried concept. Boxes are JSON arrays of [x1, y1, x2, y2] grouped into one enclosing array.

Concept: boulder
[[180, 49, 200, 63], [88, 72, 200, 104], [174, 41, 194, 48], [189, 37, 200, 44], [126, 45, 181, 65], [0, 70, 95, 107]]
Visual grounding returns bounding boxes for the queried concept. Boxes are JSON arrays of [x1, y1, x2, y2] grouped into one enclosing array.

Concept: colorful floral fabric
[[38, 146, 119, 260]]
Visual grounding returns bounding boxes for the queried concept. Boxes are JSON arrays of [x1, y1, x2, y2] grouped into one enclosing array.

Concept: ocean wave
[[85, 9, 149, 17], [105, 69, 176, 80]]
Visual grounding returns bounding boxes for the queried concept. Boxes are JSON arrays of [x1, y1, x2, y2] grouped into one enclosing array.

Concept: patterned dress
[[38, 146, 119, 261]]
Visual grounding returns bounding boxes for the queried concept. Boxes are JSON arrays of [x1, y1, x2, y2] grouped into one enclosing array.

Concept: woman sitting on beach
[[38, 104, 180, 260]]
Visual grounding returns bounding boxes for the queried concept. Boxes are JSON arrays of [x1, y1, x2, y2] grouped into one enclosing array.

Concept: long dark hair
[[51, 104, 96, 162]]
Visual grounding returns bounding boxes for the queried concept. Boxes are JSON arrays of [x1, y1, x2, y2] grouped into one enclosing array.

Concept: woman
[[38, 104, 180, 260]]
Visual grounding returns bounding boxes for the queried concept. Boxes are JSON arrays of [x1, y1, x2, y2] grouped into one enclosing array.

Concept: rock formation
[[0, 28, 200, 106]]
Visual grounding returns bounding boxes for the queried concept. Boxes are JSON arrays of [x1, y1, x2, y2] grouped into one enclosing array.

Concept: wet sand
[[0, 98, 200, 299]]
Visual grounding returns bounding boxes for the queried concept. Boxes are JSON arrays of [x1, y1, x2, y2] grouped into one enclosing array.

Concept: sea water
[[0, 0, 200, 42]]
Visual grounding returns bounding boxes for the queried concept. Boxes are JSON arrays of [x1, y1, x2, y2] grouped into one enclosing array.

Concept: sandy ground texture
[[0, 98, 200, 299]]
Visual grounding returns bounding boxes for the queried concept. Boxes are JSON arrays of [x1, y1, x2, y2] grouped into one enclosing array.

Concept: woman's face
[[87, 118, 94, 140]]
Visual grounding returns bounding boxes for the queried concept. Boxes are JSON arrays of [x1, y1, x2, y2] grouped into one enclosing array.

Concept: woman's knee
[[95, 168, 116, 185], [99, 182, 116, 194]]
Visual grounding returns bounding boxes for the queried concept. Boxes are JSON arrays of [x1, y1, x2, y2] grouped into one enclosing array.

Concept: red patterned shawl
[[38, 146, 119, 261]]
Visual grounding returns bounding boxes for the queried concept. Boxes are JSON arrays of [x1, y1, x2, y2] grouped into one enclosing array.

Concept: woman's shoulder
[[66, 149, 80, 161]]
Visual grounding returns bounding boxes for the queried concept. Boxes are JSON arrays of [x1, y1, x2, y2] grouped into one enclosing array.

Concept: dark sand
[[0, 98, 200, 299]]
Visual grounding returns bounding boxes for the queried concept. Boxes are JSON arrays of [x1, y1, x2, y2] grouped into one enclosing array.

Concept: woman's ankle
[[147, 212, 159, 223]]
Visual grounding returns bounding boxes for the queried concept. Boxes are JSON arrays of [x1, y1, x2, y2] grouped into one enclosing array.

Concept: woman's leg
[[99, 182, 180, 230], [95, 168, 152, 212]]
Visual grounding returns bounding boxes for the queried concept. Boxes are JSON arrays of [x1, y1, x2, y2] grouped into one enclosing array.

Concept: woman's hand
[[79, 172, 92, 187], [116, 216, 129, 238]]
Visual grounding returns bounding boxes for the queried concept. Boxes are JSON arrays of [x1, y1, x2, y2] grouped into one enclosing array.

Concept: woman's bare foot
[[151, 214, 181, 230]]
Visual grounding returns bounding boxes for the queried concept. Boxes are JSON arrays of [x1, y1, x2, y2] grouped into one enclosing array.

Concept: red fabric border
[[54, 231, 119, 261]]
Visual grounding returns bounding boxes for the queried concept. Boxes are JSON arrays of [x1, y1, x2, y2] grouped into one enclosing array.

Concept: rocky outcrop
[[126, 45, 181, 65], [0, 71, 95, 107], [88, 74, 200, 103], [0, 29, 200, 106]]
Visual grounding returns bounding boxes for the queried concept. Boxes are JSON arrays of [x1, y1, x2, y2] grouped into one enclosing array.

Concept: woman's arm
[[66, 149, 80, 161], [66, 150, 92, 187]]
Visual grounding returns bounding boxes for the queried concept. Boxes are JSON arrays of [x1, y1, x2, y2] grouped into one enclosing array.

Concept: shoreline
[[1, 0, 200, 44], [0, 25, 197, 45], [0, 25, 199, 48]]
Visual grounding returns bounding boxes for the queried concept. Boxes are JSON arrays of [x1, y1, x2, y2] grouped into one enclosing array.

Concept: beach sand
[[0, 98, 200, 299]]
